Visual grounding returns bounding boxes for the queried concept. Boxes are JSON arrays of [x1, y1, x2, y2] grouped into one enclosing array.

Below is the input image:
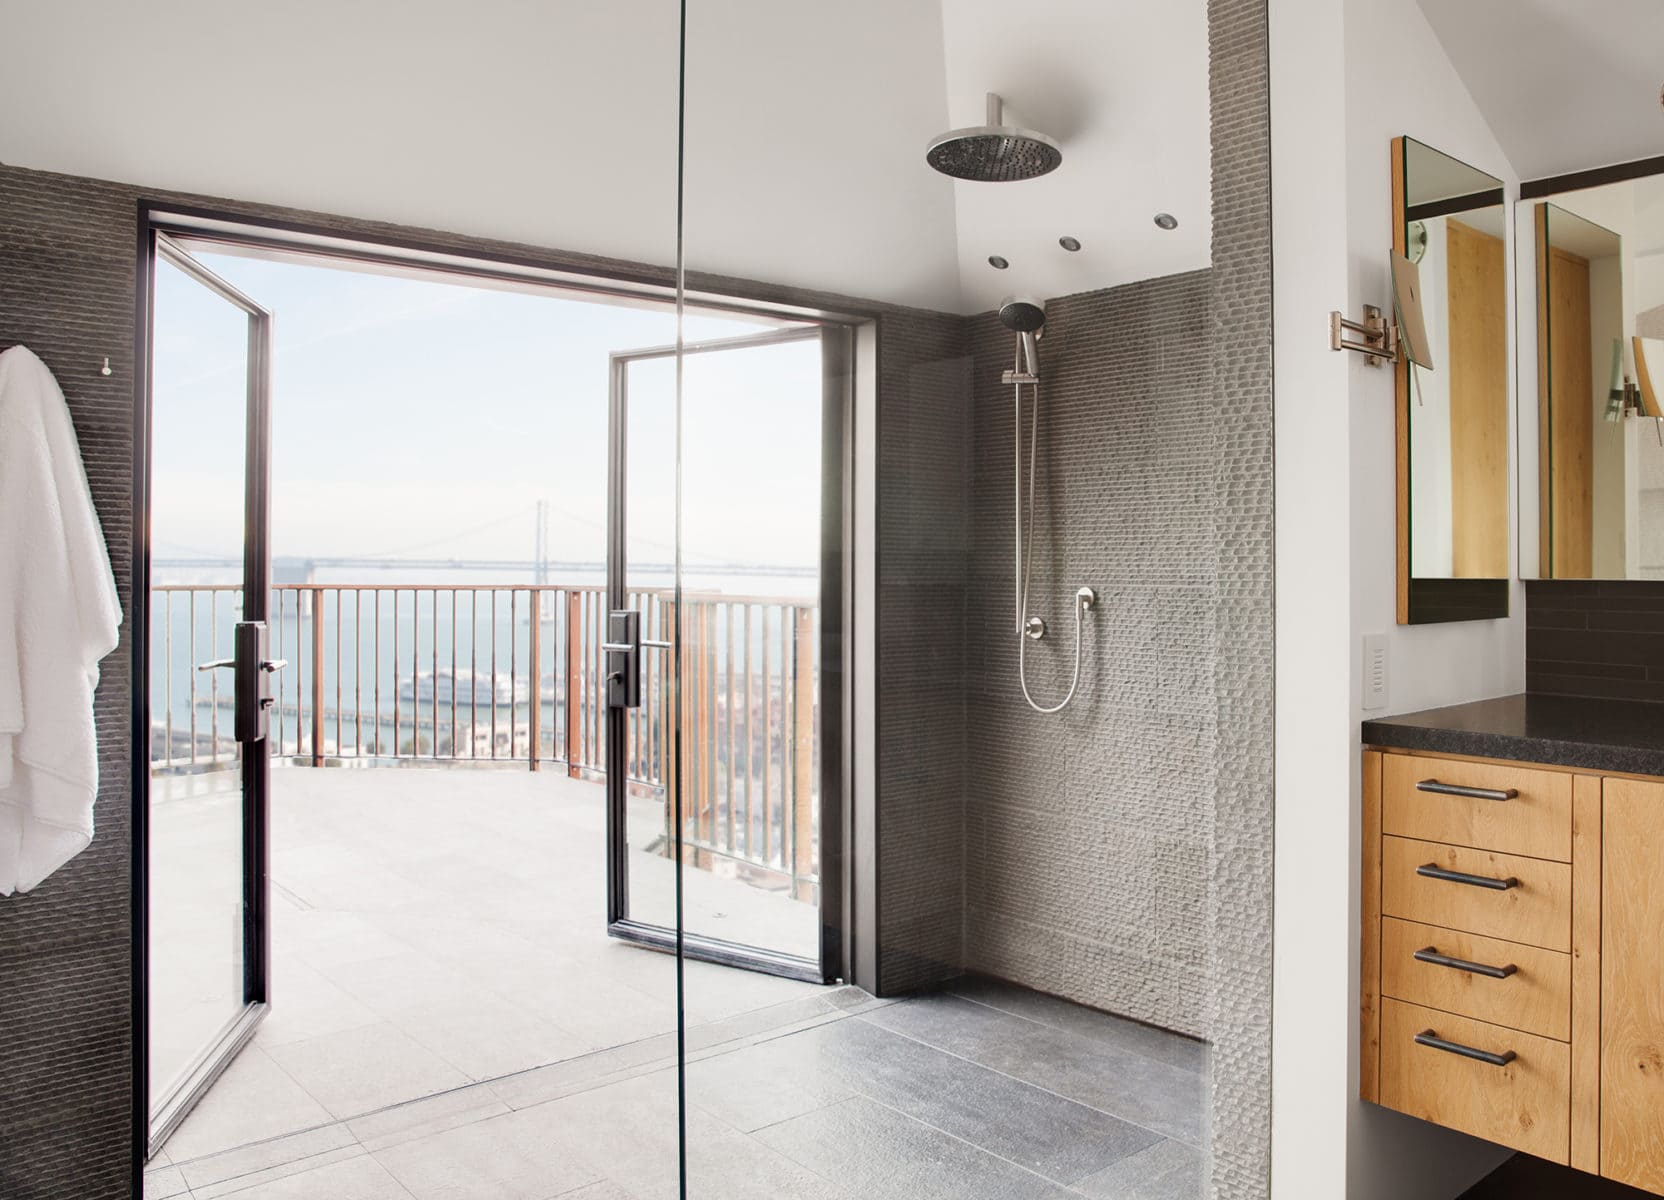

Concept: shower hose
[[1015, 374, 1091, 714]]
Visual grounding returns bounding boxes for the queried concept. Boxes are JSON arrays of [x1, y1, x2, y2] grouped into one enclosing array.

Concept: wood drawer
[[1381, 917, 1570, 1041], [1382, 837, 1571, 952], [1381, 998, 1570, 1163], [1383, 754, 1571, 862]]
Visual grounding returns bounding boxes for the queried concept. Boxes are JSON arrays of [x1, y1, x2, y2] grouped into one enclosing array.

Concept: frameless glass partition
[[140, 4, 700, 1180], [672, 2, 1220, 1196]]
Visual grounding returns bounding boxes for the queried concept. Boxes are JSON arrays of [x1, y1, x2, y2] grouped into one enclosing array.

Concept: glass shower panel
[[675, 2, 1218, 1197]]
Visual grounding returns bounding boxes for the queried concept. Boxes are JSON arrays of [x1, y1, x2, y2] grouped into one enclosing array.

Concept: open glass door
[[605, 325, 837, 980], [144, 233, 277, 1153]]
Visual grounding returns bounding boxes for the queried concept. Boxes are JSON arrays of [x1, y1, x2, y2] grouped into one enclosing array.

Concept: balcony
[[151, 581, 821, 903]]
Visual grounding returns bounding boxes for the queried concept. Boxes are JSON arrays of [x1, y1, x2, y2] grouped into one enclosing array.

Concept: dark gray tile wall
[[1525, 580, 1664, 702], [0, 169, 139, 1200], [874, 314, 974, 994], [962, 273, 1217, 1037]]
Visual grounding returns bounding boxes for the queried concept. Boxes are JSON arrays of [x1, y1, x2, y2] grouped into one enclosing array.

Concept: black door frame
[[134, 224, 275, 1158], [603, 325, 849, 985], [130, 205, 872, 1184]]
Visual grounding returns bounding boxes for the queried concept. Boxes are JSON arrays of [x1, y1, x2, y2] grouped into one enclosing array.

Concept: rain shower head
[[926, 93, 1062, 183]]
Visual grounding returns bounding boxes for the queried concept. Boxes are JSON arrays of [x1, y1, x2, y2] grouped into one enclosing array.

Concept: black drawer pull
[[1414, 946, 1518, 979], [1416, 779, 1517, 802], [1417, 862, 1519, 891], [1415, 1029, 1517, 1068]]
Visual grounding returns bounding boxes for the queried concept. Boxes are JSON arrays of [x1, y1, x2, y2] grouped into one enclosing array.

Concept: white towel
[[0, 346, 122, 896]]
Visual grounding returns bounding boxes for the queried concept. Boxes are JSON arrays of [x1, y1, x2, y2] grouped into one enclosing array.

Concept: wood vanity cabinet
[[1361, 748, 1664, 1192]]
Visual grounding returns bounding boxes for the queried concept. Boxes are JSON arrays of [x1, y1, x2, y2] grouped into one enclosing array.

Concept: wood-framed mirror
[[1394, 135, 1511, 623]]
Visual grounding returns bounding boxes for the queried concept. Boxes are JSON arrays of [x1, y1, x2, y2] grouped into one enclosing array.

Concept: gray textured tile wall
[[954, 2, 1276, 1191], [1205, 0, 1276, 1195], [961, 272, 1217, 1038]]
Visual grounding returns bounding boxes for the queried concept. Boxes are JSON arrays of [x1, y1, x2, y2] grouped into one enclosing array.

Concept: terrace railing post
[[310, 585, 326, 767], [793, 606, 815, 901], [528, 589, 541, 772], [566, 591, 582, 779]]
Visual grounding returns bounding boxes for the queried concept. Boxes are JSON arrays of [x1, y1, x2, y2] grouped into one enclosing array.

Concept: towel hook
[[99, 357, 112, 377]]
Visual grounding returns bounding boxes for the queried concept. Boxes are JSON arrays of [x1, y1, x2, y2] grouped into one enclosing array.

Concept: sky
[[149, 246, 824, 590]]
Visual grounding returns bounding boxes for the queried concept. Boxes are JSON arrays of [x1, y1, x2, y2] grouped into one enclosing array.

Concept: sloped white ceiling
[[938, 0, 1212, 311], [0, 0, 1211, 313], [1417, 0, 1664, 181]]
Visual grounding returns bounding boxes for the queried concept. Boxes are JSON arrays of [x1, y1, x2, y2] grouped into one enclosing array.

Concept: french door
[[603, 325, 844, 982], [142, 232, 279, 1153]]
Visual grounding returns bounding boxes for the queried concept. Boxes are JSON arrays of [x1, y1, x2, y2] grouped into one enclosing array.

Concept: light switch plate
[[1362, 634, 1388, 711]]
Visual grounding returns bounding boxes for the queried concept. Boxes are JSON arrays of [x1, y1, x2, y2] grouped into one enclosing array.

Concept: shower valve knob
[[1024, 616, 1047, 640]]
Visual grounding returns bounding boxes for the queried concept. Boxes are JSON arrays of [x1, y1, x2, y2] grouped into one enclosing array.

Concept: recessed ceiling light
[[1154, 213, 1178, 231], [988, 255, 1010, 269], [1059, 236, 1082, 252]]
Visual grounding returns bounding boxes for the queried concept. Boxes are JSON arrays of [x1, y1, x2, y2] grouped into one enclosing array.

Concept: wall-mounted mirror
[[1519, 171, 1664, 579], [1394, 136, 1510, 623]]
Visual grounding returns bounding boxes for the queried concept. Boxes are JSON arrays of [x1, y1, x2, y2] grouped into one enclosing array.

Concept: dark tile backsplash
[[1526, 580, 1664, 702]]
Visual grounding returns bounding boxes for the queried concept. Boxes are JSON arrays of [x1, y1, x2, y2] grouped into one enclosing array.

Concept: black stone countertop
[[1363, 693, 1664, 777]]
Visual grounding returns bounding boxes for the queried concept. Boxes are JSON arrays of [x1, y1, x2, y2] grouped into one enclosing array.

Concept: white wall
[[1272, 0, 1526, 1196], [935, 0, 1211, 310], [1269, 2, 1355, 1194]]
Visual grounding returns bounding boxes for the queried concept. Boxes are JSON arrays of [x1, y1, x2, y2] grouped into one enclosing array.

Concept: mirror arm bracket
[[1329, 304, 1399, 366]]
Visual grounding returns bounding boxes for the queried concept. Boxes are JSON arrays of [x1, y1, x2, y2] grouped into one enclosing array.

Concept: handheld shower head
[[1000, 296, 1045, 379], [998, 297, 1046, 333]]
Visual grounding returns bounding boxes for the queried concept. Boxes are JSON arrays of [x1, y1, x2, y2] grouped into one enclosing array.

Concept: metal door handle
[[1415, 1029, 1516, 1067], [197, 658, 236, 672], [1416, 863, 1519, 891], [642, 639, 673, 650], [261, 658, 288, 673], [1414, 946, 1518, 979], [1417, 779, 1517, 802], [605, 611, 642, 708]]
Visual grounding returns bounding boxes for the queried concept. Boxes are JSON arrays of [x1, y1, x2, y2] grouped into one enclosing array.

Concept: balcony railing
[[149, 583, 819, 898]]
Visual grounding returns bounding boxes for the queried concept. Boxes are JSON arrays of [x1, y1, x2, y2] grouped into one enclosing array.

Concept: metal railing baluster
[[374, 590, 382, 757], [510, 590, 518, 760], [188, 591, 196, 765]]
